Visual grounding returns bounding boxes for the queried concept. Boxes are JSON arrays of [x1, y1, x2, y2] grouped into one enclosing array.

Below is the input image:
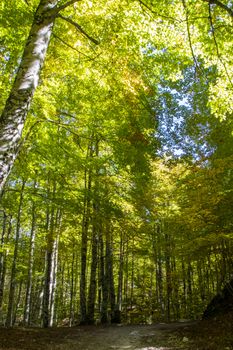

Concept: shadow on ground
[[0, 314, 232, 350]]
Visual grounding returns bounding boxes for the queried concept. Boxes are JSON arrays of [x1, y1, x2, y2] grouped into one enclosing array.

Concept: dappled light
[[0, 0, 232, 349]]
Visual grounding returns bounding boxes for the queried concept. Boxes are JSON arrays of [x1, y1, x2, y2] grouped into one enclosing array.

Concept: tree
[[0, 0, 232, 328], [0, 0, 97, 194]]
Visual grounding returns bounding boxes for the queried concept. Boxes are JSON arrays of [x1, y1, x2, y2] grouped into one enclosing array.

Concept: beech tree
[[0, 0, 232, 328]]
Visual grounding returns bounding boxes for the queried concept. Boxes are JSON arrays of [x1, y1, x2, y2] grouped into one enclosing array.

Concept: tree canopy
[[0, 0, 232, 326]]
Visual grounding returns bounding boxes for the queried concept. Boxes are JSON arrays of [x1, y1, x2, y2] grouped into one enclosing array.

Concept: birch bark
[[0, 0, 59, 193]]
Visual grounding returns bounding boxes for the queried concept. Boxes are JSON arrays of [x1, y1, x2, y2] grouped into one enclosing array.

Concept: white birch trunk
[[49, 233, 59, 326], [49, 209, 61, 326], [0, 0, 58, 192]]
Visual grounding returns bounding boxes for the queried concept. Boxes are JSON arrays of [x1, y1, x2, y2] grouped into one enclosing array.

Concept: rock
[[182, 337, 189, 342], [129, 330, 139, 336], [202, 278, 233, 319]]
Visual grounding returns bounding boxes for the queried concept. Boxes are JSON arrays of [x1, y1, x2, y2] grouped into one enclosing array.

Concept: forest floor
[[0, 312, 232, 350]]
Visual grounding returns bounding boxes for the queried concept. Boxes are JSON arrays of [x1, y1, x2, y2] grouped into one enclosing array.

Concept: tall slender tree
[[0, 0, 96, 193]]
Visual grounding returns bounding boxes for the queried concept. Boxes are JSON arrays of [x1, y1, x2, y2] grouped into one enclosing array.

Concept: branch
[[208, 4, 233, 88], [57, 14, 99, 45], [17, 120, 41, 160], [56, 0, 81, 13], [182, 0, 199, 71], [19, 118, 85, 152], [203, 0, 233, 18], [53, 33, 89, 57], [138, 0, 182, 22], [52, 33, 101, 61]]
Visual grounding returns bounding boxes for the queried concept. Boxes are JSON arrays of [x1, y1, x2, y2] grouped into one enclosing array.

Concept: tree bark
[[69, 247, 76, 327], [79, 170, 91, 324], [86, 219, 98, 324], [114, 231, 124, 324], [86, 140, 100, 325], [0, 0, 94, 193], [165, 231, 172, 322], [105, 226, 116, 324], [0, 212, 7, 282], [6, 180, 25, 327], [79, 142, 93, 325], [24, 185, 37, 326], [42, 183, 56, 328], [49, 210, 61, 326], [13, 280, 23, 325], [0, 215, 12, 312], [100, 230, 108, 324], [0, 0, 61, 193]]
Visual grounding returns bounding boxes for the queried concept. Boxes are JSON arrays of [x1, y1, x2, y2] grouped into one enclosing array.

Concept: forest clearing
[[0, 0, 233, 348]]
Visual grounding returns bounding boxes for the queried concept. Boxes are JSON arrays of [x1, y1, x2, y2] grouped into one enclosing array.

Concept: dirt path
[[0, 322, 195, 350]]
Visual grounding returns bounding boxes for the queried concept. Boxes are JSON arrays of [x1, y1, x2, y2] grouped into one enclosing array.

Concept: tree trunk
[[130, 237, 135, 312], [79, 143, 93, 325], [24, 189, 37, 326], [86, 211, 99, 324], [109, 257, 116, 324], [0, 0, 60, 193], [79, 171, 91, 324], [13, 280, 23, 325], [165, 232, 171, 322], [49, 209, 60, 327], [171, 257, 180, 319], [69, 247, 76, 327], [0, 212, 7, 283], [181, 258, 187, 317], [114, 231, 124, 324], [60, 260, 66, 321], [100, 223, 116, 324], [0, 215, 12, 313], [43, 184, 56, 328], [124, 238, 129, 321], [106, 228, 116, 324], [100, 230, 108, 324], [6, 180, 25, 327], [187, 261, 193, 316], [87, 140, 100, 325], [152, 223, 164, 320], [49, 235, 59, 326], [157, 231, 164, 320]]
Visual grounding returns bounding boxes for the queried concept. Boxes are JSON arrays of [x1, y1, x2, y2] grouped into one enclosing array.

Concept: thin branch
[[57, 14, 99, 45], [52, 33, 88, 57], [52, 33, 101, 61], [208, 3, 233, 88], [18, 117, 86, 153], [138, 0, 182, 22], [56, 0, 81, 13], [203, 0, 233, 18], [17, 120, 41, 158], [182, 0, 199, 72], [42, 117, 85, 151]]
